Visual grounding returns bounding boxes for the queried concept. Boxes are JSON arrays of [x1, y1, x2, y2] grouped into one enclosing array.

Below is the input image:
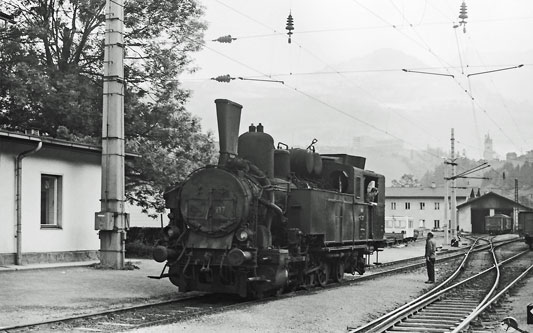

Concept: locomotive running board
[[320, 245, 368, 252]]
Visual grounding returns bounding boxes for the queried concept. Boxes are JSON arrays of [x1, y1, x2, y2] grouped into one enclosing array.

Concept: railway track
[[347, 237, 533, 333], [2, 237, 521, 332]]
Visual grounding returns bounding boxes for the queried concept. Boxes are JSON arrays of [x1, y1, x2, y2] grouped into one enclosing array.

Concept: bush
[[125, 227, 162, 258]]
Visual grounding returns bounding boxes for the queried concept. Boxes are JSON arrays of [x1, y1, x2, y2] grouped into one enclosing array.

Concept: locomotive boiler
[[152, 99, 386, 298]]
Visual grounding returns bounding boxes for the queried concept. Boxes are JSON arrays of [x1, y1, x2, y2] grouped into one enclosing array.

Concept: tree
[[391, 174, 420, 188], [0, 0, 216, 215]]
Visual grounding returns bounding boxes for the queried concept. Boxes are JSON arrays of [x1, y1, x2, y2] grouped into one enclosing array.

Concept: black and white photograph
[[1, 0, 533, 332]]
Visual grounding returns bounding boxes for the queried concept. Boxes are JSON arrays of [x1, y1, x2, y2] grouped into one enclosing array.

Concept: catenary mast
[[95, 0, 127, 269]]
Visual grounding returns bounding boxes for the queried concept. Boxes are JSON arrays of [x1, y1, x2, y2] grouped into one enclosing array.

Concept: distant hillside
[[419, 155, 533, 208], [318, 141, 446, 186]]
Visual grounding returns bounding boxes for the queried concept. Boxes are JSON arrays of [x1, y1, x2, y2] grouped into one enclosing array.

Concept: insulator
[[212, 74, 233, 83], [213, 35, 235, 43], [286, 12, 294, 44], [286, 13, 294, 31], [458, 2, 468, 20]]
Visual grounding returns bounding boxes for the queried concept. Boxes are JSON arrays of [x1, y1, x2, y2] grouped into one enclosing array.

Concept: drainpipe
[[15, 141, 42, 265]]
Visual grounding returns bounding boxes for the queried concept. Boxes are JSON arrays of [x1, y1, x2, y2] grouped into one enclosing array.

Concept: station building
[[0, 130, 140, 265], [385, 185, 470, 232], [457, 191, 532, 233]]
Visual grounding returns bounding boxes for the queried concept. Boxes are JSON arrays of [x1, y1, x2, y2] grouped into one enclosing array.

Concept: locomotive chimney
[[215, 99, 243, 165]]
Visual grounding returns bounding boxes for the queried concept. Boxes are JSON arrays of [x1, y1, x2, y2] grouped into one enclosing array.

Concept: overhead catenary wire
[[132, 0, 526, 159], [182, 33, 448, 160], [177, 63, 533, 81], [213, 0, 450, 155], [3, 0, 529, 157], [464, 34, 527, 154], [215, 0, 532, 158], [377, 0, 526, 155], [352, 0, 484, 153]]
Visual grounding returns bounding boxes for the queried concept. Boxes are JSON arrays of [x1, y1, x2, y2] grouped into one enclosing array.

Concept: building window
[[434, 202, 440, 210], [434, 220, 440, 229], [420, 202, 425, 210], [391, 202, 396, 210], [405, 202, 411, 210], [41, 175, 62, 228]]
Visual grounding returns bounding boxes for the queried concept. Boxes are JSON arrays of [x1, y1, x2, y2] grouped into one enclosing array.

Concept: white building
[[385, 186, 470, 232], [0, 130, 136, 265]]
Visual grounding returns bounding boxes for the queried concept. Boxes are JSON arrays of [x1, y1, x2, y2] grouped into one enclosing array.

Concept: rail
[[348, 237, 528, 333]]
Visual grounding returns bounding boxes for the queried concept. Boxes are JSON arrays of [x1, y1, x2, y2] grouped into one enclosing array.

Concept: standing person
[[425, 232, 437, 283]]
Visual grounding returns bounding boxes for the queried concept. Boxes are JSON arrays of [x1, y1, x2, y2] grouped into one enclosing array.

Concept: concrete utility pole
[[514, 178, 519, 232], [444, 163, 449, 245], [94, 0, 127, 269], [450, 129, 457, 241]]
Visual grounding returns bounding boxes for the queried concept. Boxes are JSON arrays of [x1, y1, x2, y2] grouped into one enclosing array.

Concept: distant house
[[0, 130, 136, 265], [385, 185, 470, 231], [457, 191, 532, 233]]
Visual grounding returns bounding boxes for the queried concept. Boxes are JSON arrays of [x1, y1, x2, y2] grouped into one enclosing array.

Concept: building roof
[[0, 129, 139, 158], [386, 186, 470, 199], [457, 191, 533, 210]]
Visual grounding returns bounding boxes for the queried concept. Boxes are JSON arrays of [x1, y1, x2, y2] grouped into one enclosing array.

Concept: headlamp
[[236, 229, 249, 242]]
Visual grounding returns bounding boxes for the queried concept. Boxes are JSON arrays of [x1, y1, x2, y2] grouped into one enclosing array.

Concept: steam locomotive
[[152, 99, 386, 298]]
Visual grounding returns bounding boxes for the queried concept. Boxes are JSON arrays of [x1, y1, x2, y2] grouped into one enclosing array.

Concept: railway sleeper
[[437, 298, 479, 304], [387, 326, 449, 332], [440, 297, 479, 304], [418, 312, 471, 320], [415, 312, 468, 319], [427, 304, 476, 310], [422, 307, 472, 315], [403, 317, 460, 324], [396, 321, 456, 329]]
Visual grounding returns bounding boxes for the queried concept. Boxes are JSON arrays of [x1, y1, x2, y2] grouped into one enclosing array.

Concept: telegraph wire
[[453, 27, 465, 75], [224, 15, 533, 41], [173, 63, 533, 79], [181, 34, 446, 160], [129, 1, 525, 158], [463, 31, 527, 153], [210, 0, 524, 157], [457, 28, 482, 153], [356, 0, 483, 153], [213, 0, 447, 151], [382, 0, 524, 154]]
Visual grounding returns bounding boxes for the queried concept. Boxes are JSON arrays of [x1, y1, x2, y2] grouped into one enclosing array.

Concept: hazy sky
[[180, 0, 533, 160]]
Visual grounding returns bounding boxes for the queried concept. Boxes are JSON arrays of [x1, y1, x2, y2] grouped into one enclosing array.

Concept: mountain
[[184, 47, 533, 162]]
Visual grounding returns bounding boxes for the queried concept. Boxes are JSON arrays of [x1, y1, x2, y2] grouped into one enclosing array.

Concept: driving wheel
[[317, 262, 329, 287]]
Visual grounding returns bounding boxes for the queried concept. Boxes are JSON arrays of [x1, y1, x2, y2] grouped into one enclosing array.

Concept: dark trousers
[[426, 258, 435, 282]]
